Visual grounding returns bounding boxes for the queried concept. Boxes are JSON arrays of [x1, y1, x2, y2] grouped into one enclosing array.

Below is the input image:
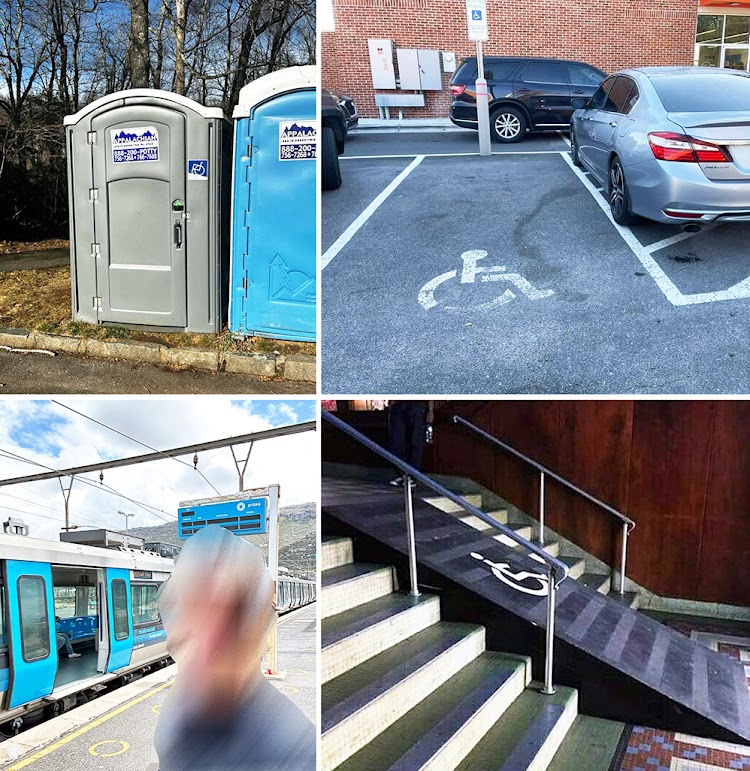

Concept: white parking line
[[322, 155, 425, 270], [560, 151, 750, 306], [341, 150, 564, 160]]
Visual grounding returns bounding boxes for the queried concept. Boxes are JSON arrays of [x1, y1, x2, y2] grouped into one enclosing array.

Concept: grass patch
[[0, 264, 316, 356]]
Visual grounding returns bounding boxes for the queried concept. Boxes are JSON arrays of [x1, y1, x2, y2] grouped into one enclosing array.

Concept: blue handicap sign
[[187, 159, 208, 179], [471, 9, 482, 20]]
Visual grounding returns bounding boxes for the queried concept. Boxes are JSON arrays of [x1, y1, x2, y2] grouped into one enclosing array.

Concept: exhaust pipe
[[682, 223, 702, 233]]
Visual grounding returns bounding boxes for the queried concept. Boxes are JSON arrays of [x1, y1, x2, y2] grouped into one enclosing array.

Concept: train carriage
[[0, 532, 173, 734]]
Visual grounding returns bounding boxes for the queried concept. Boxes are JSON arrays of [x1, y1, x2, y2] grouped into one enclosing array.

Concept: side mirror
[[571, 97, 589, 110]]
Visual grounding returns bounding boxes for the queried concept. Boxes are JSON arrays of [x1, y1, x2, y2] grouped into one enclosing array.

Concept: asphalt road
[[0, 350, 311, 394], [322, 130, 750, 394], [2, 603, 317, 771]]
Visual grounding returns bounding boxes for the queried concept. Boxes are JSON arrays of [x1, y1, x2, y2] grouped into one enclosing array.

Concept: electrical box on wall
[[443, 52, 457, 73], [396, 49, 443, 91], [368, 39, 396, 89]]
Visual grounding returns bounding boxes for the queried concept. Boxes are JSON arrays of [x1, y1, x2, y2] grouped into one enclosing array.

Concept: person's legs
[[405, 403, 428, 470], [57, 631, 79, 657], [388, 404, 408, 485]]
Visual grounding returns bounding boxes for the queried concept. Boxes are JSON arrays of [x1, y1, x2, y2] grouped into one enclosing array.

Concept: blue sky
[[0, 399, 319, 540]]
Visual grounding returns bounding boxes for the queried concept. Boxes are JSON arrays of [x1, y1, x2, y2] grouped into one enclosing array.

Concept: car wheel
[[490, 107, 527, 143], [322, 126, 342, 191], [570, 127, 582, 167], [609, 157, 635, 226]]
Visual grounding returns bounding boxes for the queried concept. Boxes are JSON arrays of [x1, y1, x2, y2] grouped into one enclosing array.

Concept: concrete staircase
[[423, 492, 640, 610], [322, 535, 584, 771]]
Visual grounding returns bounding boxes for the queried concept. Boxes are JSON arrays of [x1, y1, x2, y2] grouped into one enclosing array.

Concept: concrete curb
[[353, 118, 464, 133], [0, 329, 316, 383], [0, 664, 176, 767]]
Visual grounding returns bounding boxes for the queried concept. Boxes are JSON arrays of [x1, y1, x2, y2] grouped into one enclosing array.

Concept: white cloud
[[0, 398, 319, 541]]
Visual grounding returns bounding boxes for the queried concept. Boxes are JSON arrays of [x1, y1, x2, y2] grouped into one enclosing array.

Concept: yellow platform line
[[6, 678, 174, 770]]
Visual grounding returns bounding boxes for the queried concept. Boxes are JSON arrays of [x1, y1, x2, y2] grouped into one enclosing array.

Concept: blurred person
[[153, 525, 315, 770], [388, 400, 434, 487]]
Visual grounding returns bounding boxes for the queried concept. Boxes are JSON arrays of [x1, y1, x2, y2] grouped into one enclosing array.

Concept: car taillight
[[648, 132, 731, 163], [451, 84, 467, 96]]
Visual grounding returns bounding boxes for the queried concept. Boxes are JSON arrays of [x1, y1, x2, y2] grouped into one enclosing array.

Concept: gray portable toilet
[[64, 90, 230, 333]]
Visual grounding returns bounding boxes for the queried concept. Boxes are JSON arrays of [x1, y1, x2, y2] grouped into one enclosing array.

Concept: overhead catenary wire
[[50, 400, 223, 497]]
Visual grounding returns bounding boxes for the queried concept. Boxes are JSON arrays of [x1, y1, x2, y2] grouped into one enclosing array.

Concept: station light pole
[[117, 510, 135, 532]]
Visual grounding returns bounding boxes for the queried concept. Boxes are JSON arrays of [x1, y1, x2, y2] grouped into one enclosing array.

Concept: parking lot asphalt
[[322, 130, 750, 394]]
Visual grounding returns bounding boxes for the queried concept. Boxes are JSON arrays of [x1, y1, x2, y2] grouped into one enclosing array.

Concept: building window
[[131, 584, 160, 626], [696, 13, 750, 71]]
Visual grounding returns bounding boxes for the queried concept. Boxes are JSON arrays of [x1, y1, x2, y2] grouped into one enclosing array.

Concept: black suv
[[322, 88, 356, 190], [449, 57, 605, 143]]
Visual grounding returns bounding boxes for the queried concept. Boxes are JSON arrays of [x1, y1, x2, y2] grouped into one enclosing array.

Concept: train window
[[131, 584, 160, 626], [18, 576, 50, 662], [53, 587, 77, 618], [111, 580, 129, 641]]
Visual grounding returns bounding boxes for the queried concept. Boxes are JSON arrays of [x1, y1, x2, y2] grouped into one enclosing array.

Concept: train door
[[5, 560, 56, 709], [104, 569, 133, 672]]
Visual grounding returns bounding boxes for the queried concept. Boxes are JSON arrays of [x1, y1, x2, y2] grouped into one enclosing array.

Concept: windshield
[[651, 73, 750, 112]]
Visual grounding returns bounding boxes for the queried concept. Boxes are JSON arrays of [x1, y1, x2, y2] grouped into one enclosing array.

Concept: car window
[[483, 62, 516, 82], [651, 73, 750, 111], [604, 76, 636, 113], [568, 64, 604, 87], [519, 61, 567, 85], [457, 62, 478, 81], [589, 77, 615, 110]]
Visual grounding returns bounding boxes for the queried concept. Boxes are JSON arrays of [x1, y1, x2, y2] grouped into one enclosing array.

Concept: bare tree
[[128, 0, 149, 87]]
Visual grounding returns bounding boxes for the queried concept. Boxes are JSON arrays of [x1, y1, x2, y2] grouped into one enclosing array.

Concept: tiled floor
[[614, 616, 750, 771]]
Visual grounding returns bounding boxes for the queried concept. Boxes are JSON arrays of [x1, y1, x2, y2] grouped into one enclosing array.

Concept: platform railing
[[452, 415, 636, 595], [323, 410, 570, 695]]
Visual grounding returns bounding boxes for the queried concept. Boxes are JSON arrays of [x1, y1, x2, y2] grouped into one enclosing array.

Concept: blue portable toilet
[[229, 66, 316, 342]]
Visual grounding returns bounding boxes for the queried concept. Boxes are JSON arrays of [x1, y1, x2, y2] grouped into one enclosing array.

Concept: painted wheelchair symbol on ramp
[[418, 250, 555, 311]]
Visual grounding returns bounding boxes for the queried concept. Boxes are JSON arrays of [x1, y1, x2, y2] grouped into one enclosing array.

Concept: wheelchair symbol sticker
[[471, 9, 482, 20], [188, 159, 208, 180], [418, 250, 554, 312]]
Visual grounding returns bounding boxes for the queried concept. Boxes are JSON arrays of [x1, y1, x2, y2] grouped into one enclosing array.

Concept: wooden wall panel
[[700, 402, 750, 606], [626, 401, 714, 599]]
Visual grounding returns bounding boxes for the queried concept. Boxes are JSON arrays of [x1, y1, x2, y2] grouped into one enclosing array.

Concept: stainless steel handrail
[[323, 410, 569, 695], [453, 414, 636, 595]]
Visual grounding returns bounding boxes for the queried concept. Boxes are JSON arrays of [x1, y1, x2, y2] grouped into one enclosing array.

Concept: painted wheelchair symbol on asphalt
[[418, 250, 555, 311]]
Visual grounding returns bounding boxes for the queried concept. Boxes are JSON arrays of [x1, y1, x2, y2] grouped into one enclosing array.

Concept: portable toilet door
[[64, 90, 230, 333], [230, 66, 316, 342]]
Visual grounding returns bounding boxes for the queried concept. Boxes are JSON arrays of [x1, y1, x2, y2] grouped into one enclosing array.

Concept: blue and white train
[[0, 531, 173, 734], [0, 531, 315, 735]]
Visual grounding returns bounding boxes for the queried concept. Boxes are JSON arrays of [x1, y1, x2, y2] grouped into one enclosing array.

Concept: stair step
[[495, 529, 560, 558], [322, 563, 394, 619], [321, 536, 354, 571], [577, 572, 611, 595], [423, 493, 483, 514], [321, 622, 486, 769], [558, 556, 586, 580], [336, 651, 531, 771], [322, 592, 441, 683], [458, 508, 508, 531], [606, 590, 640, 610], [547, 715, 625, 771], [455, 685, 578, 771]]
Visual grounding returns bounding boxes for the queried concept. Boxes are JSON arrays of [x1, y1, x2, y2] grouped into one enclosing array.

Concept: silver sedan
[[570, 67, 750, 228]]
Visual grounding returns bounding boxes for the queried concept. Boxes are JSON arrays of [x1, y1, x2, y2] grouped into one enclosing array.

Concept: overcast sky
[[0, 398, 318, 541]]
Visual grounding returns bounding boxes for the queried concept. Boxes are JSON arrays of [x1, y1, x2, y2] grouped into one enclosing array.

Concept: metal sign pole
[[467, 0, 491, 156], [265, 483, 285, 680], [476, 40, 491, 156]]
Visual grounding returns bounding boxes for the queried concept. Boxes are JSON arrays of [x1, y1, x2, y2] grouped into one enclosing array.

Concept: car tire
[[609, 157, 635, 226], [490, 107, 527, 143], [570, 127, 582, 167], [322, 126, 342, 191]]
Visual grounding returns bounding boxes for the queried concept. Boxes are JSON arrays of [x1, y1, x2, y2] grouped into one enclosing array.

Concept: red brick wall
[[321, 0, 701, 119]]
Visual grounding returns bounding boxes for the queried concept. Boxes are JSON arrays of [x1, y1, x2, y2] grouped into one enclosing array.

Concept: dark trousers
[[389, 402, 428, 471]]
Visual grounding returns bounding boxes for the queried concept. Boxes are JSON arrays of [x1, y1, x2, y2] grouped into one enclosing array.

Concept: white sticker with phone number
[[279, 120, 317, 161]]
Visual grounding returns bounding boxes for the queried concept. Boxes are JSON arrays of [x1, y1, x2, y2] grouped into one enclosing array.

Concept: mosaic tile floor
[[614, 621, 750, 770]]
